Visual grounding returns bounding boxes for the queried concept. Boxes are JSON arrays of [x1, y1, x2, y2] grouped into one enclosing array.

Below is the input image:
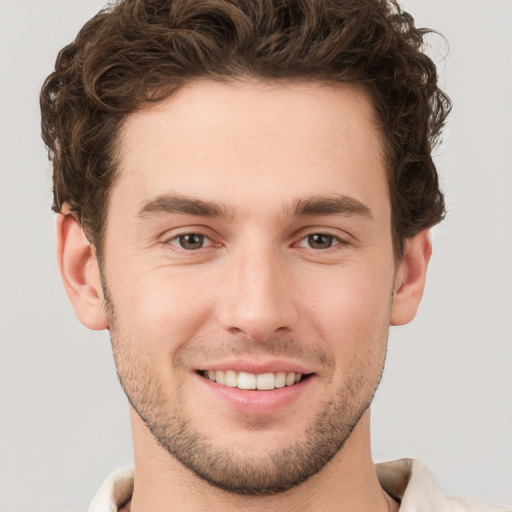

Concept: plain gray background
[[0, 0, 511, 510]]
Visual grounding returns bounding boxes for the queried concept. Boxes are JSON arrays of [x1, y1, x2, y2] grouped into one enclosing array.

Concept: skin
[[57, 80, 431, 512]]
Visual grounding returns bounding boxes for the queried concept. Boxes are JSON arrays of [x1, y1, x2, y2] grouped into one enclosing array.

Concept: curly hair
[[41, 0, 451, 260]]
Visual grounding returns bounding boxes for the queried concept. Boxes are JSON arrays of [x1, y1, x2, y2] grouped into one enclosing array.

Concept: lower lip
[[196, 373, 313, 415]]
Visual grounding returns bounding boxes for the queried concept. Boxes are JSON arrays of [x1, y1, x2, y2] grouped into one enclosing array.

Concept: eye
[[169, 233, 211, 250], [297, 233, 341, 250]]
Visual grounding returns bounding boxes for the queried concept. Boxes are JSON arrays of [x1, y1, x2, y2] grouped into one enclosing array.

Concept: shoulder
[[444, 495, 510, 512], [376, 458, 509, 512]]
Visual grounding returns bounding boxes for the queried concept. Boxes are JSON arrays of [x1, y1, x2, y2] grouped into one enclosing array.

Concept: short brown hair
[[41, 0, 451, 259]]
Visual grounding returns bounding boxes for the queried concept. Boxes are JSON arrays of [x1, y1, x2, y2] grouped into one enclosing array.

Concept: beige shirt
[[87, 458, 509, 512]]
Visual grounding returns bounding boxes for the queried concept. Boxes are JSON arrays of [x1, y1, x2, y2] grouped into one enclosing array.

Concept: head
[[42, 0, 450, 498]]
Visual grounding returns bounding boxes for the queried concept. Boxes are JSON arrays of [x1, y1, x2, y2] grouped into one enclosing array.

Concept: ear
[[390, 230, 432, 326], [56, 208, 108, 330]]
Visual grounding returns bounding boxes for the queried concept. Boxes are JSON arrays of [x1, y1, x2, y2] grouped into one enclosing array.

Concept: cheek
[[298, 262, 393, 352], [108, 264, 222, 348]]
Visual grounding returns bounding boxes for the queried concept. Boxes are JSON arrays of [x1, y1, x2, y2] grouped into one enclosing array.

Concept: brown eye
[[307, 234, 335, 249], [177, 234, 205, 250]]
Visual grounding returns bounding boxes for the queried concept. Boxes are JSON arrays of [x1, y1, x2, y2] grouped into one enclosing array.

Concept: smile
[[201, 370, 304, 390]]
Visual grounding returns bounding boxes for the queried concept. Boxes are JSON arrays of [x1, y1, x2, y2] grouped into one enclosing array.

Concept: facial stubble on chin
[[104, 292, 389, 496]]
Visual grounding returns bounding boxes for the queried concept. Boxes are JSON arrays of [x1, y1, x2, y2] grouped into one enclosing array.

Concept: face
[[102, 80, 396, 494]]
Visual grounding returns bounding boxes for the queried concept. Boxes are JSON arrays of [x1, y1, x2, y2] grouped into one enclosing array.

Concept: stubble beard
[[105, 298, 389, 496]]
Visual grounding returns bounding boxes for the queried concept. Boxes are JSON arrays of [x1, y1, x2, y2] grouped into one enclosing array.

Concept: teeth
[[238, 371, 256, 390], [256, 373, 275, 390], [204, 370, 304, 390], [215, 370, 225, 385], [274, 372, 286, 388], [225, 370, 238, 387]]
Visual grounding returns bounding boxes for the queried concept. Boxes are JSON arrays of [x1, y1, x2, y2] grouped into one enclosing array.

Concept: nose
[[217, 245, 299, 342]]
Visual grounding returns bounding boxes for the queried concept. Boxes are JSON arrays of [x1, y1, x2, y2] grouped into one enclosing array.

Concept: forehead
[[113, 80, 388, 219]]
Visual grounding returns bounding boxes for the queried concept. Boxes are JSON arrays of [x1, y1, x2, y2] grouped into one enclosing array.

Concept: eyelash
[[295, 233, 346, 250], [167, 233, 217, 251], [165, 231, 348, 252]]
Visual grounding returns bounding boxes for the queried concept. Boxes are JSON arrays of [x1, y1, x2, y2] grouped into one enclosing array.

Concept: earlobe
[[56, 209, 108, 330], [390, 230, 432, 326]]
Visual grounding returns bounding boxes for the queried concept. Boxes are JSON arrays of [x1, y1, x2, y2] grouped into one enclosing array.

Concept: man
[[39, 0, 508, 511]]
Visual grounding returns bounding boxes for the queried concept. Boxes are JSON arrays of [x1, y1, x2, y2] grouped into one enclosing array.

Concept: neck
[[128, 408, 398, 512]]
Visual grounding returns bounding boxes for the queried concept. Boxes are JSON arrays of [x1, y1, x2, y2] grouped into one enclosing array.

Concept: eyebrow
[[290, 195, 373, 219], [138, 193, 236, 219], [138, 193, 372, 221]]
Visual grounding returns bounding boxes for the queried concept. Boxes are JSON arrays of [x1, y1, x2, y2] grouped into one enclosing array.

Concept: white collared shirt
[[87, 459, 509, 512]]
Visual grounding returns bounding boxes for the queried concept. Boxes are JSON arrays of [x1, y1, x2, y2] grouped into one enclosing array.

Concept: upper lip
[[196, 358, 315, 375]]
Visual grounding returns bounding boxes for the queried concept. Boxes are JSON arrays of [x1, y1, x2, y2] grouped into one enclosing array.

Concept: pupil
[[180, 234, 203, 249], [309, 234, 332, 249]]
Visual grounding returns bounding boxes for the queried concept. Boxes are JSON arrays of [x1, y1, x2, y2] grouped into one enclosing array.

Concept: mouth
[[198, 369, 311, 391]]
